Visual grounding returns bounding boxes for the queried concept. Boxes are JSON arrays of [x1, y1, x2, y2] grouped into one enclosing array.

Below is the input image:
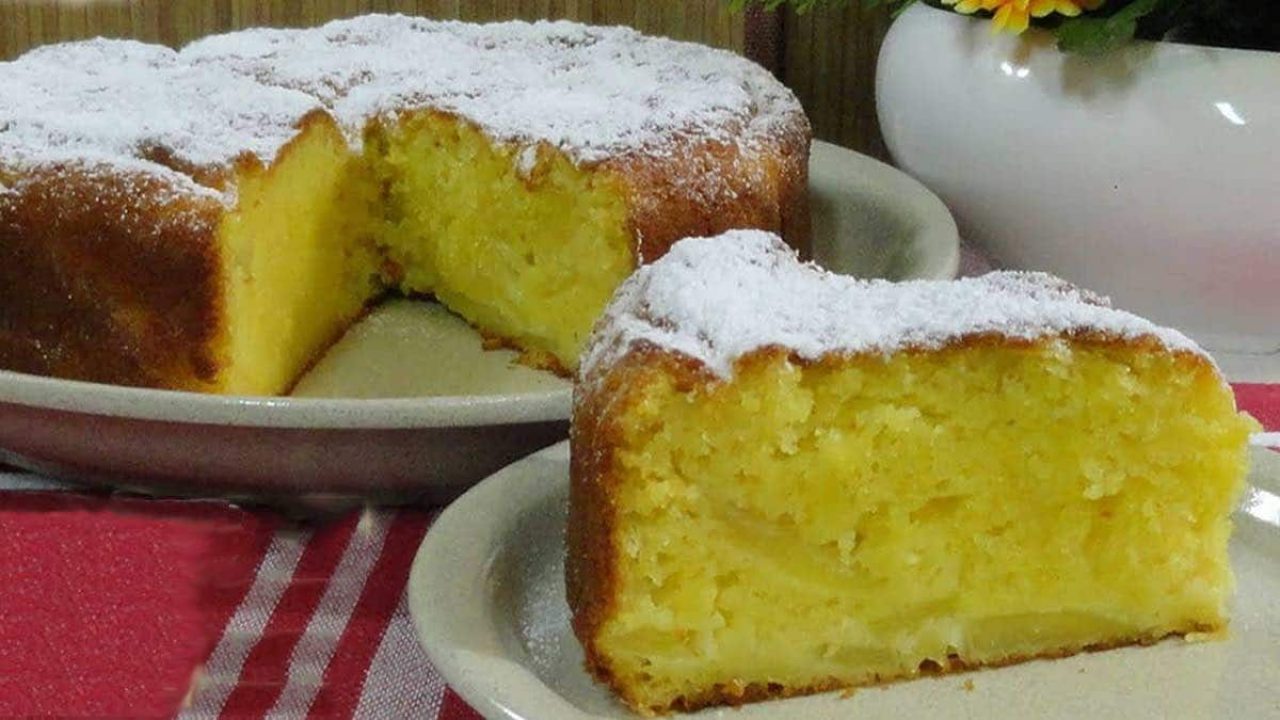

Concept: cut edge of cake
[[568, 230, 1257, 715]]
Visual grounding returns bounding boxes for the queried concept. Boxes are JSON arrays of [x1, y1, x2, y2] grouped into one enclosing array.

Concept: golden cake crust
[[0, 164, 225, 390], [605, 130, 812, 264], [567, 336, 1221, 715]]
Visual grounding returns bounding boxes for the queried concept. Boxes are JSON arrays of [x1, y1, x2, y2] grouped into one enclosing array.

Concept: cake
[[567, 231, 1256, 715], [0, 17, 809, 394]]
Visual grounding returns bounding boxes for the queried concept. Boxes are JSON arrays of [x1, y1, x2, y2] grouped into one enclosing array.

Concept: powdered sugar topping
[[183, 16, 801, 164], [0, 38, 322, 200], [1, 16, 802, 203], [582, 231, 1207, 380]]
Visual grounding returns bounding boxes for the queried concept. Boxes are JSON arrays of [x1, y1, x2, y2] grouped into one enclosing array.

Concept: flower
[[942, 0, 1106, 34]]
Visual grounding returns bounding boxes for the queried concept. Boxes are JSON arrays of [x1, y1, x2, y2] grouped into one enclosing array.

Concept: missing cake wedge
[[567, 230, 1256, 715]]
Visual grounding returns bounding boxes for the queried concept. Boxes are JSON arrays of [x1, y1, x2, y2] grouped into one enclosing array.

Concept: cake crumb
[[962, 679, 975, 692], [515, 144, 539, 180], [840, 688, 857, 699], [1185, 629, 1227, 643]]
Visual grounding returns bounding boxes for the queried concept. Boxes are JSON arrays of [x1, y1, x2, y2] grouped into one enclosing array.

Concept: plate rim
[[809, 138, 960, 282], [0, 368, 572, 429], [410, 440, 583, 719]]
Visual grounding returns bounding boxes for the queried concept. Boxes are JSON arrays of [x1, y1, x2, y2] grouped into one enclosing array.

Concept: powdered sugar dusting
[[582, 231, 1208, 381], [0, 38, 322, 200], [0, 16, 802, 205], [183, 16, 800, 165]]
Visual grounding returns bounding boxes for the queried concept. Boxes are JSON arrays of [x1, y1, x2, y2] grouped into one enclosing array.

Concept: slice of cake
[[567, 230, 1256, 715], [0, 18, 809, 393]]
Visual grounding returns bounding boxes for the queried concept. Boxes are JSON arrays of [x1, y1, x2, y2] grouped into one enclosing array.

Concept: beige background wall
[[0, 1, 891, 157]]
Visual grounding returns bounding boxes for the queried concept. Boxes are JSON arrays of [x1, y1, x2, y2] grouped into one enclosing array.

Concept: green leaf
[[1055, 0, 1165, 54]]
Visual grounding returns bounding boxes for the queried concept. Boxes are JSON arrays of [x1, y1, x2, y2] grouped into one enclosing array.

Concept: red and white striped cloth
[[175, 511, 458, 719], [0, 383, 1276, 719], [0, 496, 479, 719]]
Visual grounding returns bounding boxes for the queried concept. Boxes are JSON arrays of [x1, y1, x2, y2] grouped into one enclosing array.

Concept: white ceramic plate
[[0, 141, 958, 499], [409, 442, 1280, 720], [809, 140, 958, 281]]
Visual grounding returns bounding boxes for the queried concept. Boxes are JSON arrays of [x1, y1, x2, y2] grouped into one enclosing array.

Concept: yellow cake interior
[[598, 340, 1255, 713], [373, 113, 635, 371], [217, 119, 381, 396], [213, 113, 636, 394]]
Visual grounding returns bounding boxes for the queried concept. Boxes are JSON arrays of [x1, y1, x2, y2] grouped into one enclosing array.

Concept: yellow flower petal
[[1029, 0, 1058, 18], [993, 4, 1031, 33], [1055, 2, 1084, 17], [958, 0, 1099, 32], [992, 4, 1012, 30]]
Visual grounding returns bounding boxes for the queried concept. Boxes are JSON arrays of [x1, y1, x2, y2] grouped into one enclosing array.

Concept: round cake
[[0, 16, 810, 393]]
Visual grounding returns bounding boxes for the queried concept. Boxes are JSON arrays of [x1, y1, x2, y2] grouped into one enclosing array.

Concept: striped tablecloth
[[1, 383, 1277, 719], [0, 492, 476, 717]]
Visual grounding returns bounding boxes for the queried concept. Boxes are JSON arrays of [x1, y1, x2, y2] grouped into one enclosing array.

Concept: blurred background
[[0, 0, 890, 157]]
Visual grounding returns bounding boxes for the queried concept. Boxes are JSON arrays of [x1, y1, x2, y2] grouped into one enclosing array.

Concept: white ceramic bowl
[[877, 4, 1280, 352]]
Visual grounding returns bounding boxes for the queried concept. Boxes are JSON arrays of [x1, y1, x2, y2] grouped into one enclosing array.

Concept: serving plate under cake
[[409, 442, 1280, 720], [0, 141, 957, 500]]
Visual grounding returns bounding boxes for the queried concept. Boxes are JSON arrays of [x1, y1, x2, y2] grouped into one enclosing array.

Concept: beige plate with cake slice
[[409, 443, 1280, 720], [0, 141, 958, 501]]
